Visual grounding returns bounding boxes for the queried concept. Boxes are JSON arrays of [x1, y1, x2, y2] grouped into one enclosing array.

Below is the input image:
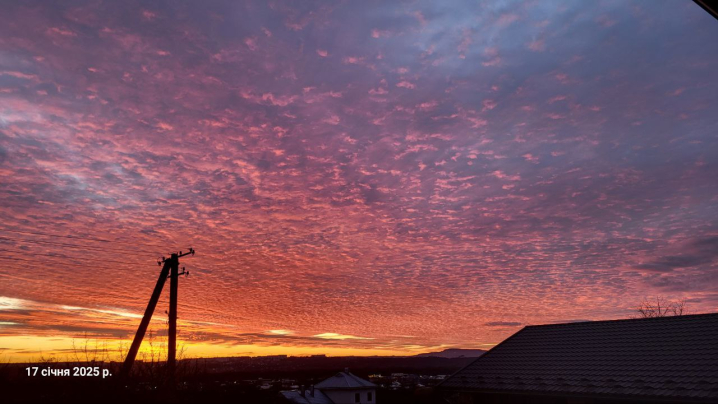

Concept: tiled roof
[[440, 313, 718, 402], [315, 370, 376, 390]]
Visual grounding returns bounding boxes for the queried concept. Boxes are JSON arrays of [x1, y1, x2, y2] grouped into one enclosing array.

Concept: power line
[[0, 236, 157, 254], [0, 250, 153, 267], [0, 236, 171, 255], [0, 254, 155, 272], [0, 244, 198, 272], [0, 232, 169, 254], [0, 228, 170, 249], [0, 255, 108, 270], [0, 260, 127, 274], [0, 246, 156, 264]]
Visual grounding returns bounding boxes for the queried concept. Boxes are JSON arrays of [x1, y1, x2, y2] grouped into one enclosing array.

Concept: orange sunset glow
[[2, 0, 718, 366]]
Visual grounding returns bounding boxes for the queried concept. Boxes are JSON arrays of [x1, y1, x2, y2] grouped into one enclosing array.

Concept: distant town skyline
[[1, 0, 718, 362]]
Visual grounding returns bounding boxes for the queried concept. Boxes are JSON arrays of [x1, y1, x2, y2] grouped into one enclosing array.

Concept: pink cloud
[[343, 56, 364, 64], [523, 153, 539, 164], [371, 29, 390, 38], [457, 29, 473, 58], [47, 27, 77, 37], [244, 37, 258, 51], [412, 11, 427, 26], [482, 99, 497, 111], [141, 10, 156, 21], [323, 115, 340, 125], [492, 171, 521, 181], [467, 117, 488, 128], [482, 57, 502, 67], [396, 81, 416, 89], [496, 13, 520, 27], [527, 39, 545, 52], [670, 88, 685, 96]]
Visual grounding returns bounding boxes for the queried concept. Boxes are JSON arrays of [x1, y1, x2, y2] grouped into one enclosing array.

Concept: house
[[281, 368, 377, 404], [439, 313, 718, 404]]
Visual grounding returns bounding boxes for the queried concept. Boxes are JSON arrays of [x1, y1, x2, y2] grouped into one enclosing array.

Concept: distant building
[[439, 313, 718, 404], [281, 368, 377, 404]]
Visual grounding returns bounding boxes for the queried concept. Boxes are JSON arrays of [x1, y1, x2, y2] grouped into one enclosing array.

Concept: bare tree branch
[[636, 297, 687, 318]]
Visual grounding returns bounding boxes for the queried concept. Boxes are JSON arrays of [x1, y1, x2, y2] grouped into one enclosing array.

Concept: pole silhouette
[[168, 254, 178, 385], [120, 249, 194, 381]]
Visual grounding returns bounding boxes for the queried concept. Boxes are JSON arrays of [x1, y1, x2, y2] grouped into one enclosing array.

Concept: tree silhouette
[[637, 296, 686, 318]]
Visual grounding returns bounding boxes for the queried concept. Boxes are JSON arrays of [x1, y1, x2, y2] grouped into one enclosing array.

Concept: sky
[[1, 0, 718, 362]]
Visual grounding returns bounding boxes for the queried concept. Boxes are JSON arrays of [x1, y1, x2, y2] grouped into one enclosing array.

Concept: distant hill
[[415, 348, 486, 358]]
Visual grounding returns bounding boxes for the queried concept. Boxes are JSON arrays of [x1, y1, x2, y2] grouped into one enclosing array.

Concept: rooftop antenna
[[120, 247, 195, 384]]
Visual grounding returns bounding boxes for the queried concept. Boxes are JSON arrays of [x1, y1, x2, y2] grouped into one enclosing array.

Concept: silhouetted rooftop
[[280, 389, 333, 404], [440, 313, 718, 402], [314, 369, 376, 390]]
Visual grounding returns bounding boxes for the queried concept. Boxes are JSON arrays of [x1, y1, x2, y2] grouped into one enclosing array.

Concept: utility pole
[[167, 254, 178, 384], [120, 248, 194, 382], [167, 252, 190, 385]]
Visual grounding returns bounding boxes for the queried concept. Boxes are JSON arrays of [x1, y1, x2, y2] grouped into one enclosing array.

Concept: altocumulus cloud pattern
[[0, 0, 717, 359]]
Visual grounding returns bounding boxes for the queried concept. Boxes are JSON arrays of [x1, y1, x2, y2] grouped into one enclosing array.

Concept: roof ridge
[[345, 371, 375, 387], [314, 370, 375, 389], [439, 312, 718, 400], [437, 325, 527, 388], [524, 312, 718, 329]]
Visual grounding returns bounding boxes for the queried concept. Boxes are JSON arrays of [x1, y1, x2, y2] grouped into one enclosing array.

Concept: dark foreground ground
[[1, 355, 474, 403]]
